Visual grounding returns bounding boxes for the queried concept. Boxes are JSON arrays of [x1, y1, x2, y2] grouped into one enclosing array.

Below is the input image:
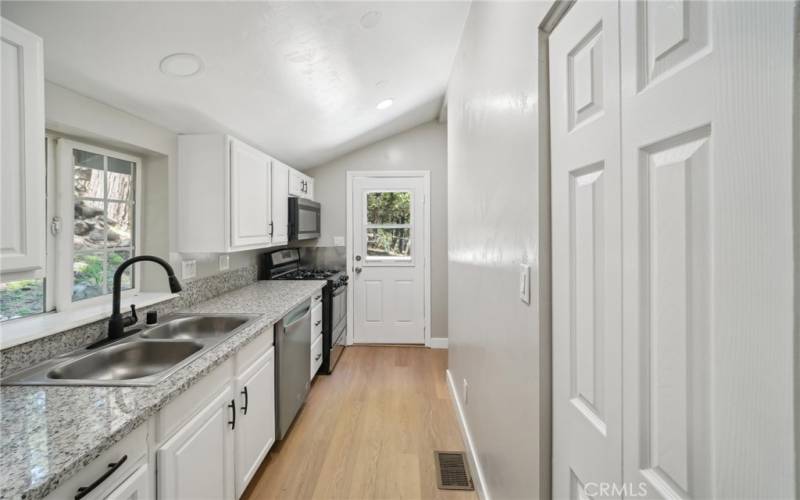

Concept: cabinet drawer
[[44, 424, 147, 500], [310, 334, 323, 380], [311, 302, 323, 341], [311, 290, 323, 307]]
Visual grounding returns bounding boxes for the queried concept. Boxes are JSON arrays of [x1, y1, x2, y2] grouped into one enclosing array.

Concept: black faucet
[[107, 255, 182, 339]]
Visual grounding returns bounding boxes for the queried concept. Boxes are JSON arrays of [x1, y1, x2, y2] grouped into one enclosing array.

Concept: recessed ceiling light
[[159, 53, 204, 78], [376, 99, 393, 110], [360, 11, 382, 29]]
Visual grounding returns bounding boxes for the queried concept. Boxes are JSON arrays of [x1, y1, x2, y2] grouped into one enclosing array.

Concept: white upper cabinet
[[229, 138, 271, 248], [1, 18, 45, 280], [178, 134, 273, 253], [270, 160, 289, 245], [288, 167, 314, 200]]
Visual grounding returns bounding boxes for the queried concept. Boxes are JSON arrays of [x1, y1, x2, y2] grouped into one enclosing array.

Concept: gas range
[[259, 248, 348, 375]]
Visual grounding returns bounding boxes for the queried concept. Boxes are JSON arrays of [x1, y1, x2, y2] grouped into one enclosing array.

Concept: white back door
[[351, 174, 427, 344], [550, 1, 623, 497]]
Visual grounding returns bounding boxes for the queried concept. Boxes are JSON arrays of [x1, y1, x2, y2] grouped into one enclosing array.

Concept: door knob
[[354, 267, 362, 274]]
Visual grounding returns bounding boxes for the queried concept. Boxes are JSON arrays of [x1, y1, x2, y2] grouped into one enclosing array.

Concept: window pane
[[366, 192, 411, 224], [73, 253, 105, 301], [107, 250, 133, 291], [106, 202, 133, 247], [73, 150, 104, 199], [0, 279, 44, 322], [74, 200, 106, 250], [107, 157, 135, 201], [367, 228, 411, 258]]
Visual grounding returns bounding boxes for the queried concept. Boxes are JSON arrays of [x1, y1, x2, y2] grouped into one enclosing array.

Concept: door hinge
[[50, 216, 62, 236]]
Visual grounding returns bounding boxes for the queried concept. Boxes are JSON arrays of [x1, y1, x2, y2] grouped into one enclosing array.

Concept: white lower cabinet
[[310, 333, 323, 380], [105, 464, 150, 500], [157, 385, 236, 500], [234, 347, 276, 497]]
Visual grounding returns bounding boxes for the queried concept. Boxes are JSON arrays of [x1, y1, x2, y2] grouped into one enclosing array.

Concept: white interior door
[[351, 174, 427, 344], [620, 2, 796, 498], [550, 1, 622, 497]]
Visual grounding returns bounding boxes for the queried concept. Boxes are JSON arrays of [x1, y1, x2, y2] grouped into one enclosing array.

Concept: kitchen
[[1, 2, 798, 500]]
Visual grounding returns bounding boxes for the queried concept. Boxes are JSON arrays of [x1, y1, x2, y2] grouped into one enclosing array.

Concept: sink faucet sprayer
[[108, 255, 182, 339]]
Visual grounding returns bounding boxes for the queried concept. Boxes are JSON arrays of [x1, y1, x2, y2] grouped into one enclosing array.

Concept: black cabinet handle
[[314, 320, 321, 327], [269, 221, 274, 237], [228, 399, 236, 429], [241, 386, 249, 415], [315, 353, 322, 362], [314, 295, 321, 301], [75, 455, 127, 499]]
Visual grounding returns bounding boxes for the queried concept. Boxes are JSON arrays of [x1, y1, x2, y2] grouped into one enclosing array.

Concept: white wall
[[44, 82, 259, 286], [447, 2, 552, 498], [305, 121, 448, 339]]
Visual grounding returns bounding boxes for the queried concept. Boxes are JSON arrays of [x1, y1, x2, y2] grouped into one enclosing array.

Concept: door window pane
[[0, 279, 45, 321], [367, 228, 411, 258], [366, 192, 411, 224]]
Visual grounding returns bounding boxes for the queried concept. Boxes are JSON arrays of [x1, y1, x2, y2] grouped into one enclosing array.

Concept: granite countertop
[[0, 280, 325, 500]]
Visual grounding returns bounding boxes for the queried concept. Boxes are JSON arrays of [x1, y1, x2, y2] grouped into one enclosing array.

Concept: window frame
[[54, 138, 143, 312], [361, 189, 415, 265]]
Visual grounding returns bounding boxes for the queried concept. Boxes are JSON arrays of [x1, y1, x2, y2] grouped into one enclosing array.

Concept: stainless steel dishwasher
[[275, 299, 311, 440]]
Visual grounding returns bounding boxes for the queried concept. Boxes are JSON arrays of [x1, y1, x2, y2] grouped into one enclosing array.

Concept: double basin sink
[[1, 314, 258, 387]]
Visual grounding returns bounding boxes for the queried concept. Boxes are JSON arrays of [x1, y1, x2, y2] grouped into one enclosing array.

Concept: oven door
[[289, 198, 321, 241], [331, 283, 347, 332]]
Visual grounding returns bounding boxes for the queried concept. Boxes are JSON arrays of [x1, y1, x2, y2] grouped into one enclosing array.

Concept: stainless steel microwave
[[288, 197, 321, 241]]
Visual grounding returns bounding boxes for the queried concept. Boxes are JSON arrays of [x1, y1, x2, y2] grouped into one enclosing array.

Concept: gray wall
[[305, 121, 448, 339], [447, 2, 551, 498]]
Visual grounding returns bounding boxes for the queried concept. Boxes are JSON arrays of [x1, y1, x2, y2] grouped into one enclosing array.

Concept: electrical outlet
[[219, 255, 230, 271], [181, 260, 196, 280], [462, 378, 469, 405], [519, 263, 530, 304]]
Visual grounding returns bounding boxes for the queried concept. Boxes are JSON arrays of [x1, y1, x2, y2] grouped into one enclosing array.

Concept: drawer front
[[311, 302, 323, 341], [310, 334, 323, 380], [44, 424, 147, 500]]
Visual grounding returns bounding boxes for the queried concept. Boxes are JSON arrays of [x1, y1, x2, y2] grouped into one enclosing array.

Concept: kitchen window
[[0, 138, 142, 322]]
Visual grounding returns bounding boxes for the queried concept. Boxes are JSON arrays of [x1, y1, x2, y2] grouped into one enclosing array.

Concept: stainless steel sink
[[140, 316, 249, 341], [1, 313, 259, 387], [47, 341, 203, 381]]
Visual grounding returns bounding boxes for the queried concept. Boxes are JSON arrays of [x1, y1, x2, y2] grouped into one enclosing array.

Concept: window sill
[[0, 292, 178, 349]]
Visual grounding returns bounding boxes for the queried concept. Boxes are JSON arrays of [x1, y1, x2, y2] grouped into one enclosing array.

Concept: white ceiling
[[2, 1, 469, 169]]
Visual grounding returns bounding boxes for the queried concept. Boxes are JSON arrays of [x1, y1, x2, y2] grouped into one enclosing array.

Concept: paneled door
[[620, 2, 795, 498], [550, 1, 623, 497], [350, 173, 428, 344], [551, 1, 796, 498]]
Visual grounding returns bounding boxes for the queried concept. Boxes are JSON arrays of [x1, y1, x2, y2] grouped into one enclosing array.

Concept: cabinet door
[[230, 138, 271, 249], [106, 463, 150, 500], [270, 160, 289, 245], [304, 176, 314, 200], [235, 347, 275, 497], [1, 18, 45, 279], [157, 386, 235, 500], [288, 168, 305, 197]]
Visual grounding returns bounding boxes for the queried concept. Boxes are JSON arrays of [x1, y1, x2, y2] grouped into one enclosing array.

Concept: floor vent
[[434, 451, 474, 491]]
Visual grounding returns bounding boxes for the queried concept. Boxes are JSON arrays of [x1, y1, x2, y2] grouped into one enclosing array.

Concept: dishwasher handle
[[284, 303, 311, 328]]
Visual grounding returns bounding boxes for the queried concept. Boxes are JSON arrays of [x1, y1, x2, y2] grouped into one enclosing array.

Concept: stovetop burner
[[276, 268, 342, 281]]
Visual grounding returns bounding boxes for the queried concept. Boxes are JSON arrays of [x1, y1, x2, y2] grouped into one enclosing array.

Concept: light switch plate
[[219, 255, 230, 271], [519, 263, 530, 304], [182, 260, 197, 280], [333, 236, 345, 246]]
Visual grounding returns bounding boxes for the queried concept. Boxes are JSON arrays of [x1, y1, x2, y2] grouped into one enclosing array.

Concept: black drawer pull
[[75, 455, 127, 499], [228, 399, 236, 429], [314, 320, 321, 327], [241, 386, 249, 415], [314, 295, 321, 301]]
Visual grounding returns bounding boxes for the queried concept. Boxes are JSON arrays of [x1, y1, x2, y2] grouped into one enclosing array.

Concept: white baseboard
[[446, 369, 490, 500], [429, 337, 448, 349]]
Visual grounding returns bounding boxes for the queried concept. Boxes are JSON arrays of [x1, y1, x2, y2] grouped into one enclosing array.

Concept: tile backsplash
[[0, 265, 258, 378]]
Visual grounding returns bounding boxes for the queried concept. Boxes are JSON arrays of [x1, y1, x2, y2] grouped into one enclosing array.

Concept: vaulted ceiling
[[2, 1, 469, 168]]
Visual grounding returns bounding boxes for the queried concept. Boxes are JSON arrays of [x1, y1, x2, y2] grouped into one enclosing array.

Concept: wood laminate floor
[[243, 346, 476, 500]]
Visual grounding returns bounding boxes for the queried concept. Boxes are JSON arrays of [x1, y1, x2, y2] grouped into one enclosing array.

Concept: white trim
[[54, 139, 143, 312], [345, 170, 432, 347], [446, 369, 490, 500], [0, 291, 177, 349], [428, 337, 448, 349]]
